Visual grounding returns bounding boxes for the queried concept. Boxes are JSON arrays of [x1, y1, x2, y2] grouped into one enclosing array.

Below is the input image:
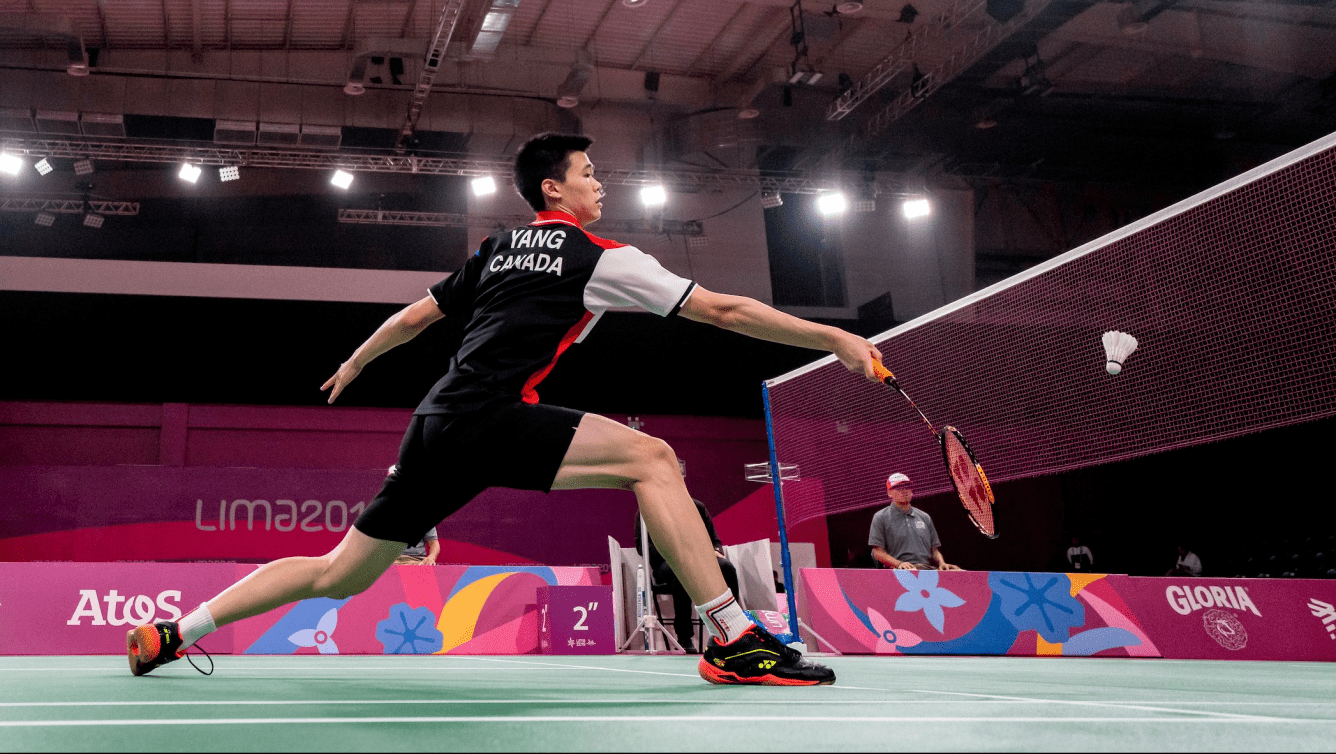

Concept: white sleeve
[[583, 245, 695, 317]]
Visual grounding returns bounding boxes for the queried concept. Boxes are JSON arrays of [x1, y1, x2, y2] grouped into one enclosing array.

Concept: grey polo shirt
[[869, 505, 940, 566]]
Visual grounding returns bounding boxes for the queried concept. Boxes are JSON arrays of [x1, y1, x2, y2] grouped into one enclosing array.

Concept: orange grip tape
[[872, 361, 895, 382]]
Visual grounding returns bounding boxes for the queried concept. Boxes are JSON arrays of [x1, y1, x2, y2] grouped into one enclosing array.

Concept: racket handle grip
[[872, 361, 898, 387]]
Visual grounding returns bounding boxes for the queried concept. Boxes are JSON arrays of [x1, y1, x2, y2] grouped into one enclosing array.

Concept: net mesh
[[767, 133, 1336, 528]]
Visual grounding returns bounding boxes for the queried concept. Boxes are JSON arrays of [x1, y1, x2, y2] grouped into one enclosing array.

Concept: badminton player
[[126, 133, 883, 686]]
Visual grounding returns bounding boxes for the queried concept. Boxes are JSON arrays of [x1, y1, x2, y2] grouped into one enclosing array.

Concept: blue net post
[[763, 381, 802, 642]]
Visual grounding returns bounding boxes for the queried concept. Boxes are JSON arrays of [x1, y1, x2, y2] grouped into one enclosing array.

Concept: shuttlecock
[[1102, 330, 1138, 375]]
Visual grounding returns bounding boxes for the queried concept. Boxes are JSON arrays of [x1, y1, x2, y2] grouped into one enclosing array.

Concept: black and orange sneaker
[[126, 621, 185, 676], [698, 625, 835, 686]]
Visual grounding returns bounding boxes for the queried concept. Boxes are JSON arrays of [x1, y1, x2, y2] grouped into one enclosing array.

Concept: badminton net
[[766, 131, 1336, 528]]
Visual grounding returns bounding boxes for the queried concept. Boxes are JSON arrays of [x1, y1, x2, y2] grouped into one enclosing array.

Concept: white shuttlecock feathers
[[1102, 330, 1139, 375]]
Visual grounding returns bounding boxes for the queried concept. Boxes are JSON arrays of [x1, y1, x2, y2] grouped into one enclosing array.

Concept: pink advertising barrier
[[0, 562, 602, 656], [800, 569, 1336, 661]]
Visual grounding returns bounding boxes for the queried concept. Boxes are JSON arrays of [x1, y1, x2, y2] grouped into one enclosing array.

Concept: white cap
[[886, 472, 911, 492]]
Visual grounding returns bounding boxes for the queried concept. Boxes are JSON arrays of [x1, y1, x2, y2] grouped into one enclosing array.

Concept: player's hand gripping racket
[[872, 361, 998, 539]]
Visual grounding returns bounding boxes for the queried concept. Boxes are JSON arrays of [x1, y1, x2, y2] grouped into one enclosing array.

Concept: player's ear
[[541, 177, 562, 204]]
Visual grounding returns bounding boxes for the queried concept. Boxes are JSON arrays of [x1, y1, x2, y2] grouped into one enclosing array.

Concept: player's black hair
[[514, 133, 594, 212]]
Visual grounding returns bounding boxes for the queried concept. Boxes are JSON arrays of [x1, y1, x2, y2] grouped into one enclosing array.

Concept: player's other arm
[[321, 296, 445, 403], [680, 286, 882, 381]]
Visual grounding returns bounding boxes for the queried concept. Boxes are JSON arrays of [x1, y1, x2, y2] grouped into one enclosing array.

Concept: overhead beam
[[338, 209, 705, 236], [394, 0, 468, 151], [0, 135, 910, 195]]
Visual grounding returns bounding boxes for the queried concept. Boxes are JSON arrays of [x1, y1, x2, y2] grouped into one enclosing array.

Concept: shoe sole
[[125, 625, 160, 677], [697, 659, 834, 686]]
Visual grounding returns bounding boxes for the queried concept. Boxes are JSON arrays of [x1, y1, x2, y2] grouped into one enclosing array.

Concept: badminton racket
[[872, 361, 998, 539]]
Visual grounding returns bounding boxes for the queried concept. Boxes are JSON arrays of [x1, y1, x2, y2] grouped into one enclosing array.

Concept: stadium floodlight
[[73, 159, 93, 176], [331, 170, 354, 189], [34, 158, 54, 176], [83, 213, 104, 229], [902, 197, 931, 219], [471, 176, 497, 196], [816, 191, 847, 216], [219, 166, 240, 182], [179, 163, 202, 183], [0, 152, 23, 175], [760, 191, 783, 209], [640, 185, 667, 207], [34, 212, 55, 227]]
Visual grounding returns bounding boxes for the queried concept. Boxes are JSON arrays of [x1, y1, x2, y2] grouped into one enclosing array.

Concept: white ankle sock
[[178, 603, 216, 650], [695, 591, 754, 645]]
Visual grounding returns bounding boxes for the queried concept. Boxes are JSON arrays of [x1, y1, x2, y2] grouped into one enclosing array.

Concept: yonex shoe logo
[[757, 660, 777, 669], [713, 659, 725, 667]]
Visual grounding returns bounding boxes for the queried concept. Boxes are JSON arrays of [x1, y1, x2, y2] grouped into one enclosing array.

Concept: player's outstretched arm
[[679, 285, 883, 381], [321, 295, 445, 404]]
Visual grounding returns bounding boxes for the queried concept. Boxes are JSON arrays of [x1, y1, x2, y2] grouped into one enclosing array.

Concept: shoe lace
[[754, 627, 802, 662], [183, 644, 214, 676]]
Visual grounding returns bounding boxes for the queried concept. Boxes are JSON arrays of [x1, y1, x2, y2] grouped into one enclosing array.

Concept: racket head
[[940, 425, 997, 539]]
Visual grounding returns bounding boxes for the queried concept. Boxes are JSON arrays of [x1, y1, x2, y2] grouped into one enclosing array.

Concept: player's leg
[[552, 413, 728, 606], [204, 527, 405, 626], [553, 413, 833, 685]]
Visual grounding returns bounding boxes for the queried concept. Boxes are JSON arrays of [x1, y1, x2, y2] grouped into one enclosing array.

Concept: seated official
[[635, 498, 740, 653], [869, 473, 961, 571]]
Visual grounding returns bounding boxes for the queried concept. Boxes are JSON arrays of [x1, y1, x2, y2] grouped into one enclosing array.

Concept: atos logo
[[1165, 584, 1261, 617], [67, 589, 183, 626]]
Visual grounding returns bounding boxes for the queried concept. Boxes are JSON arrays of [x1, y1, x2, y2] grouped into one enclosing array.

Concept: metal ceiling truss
[[864, 0, 1053, 136], [338, 209, 704, 236], [395, 0, 468, 151], [827, 0, 988, 121], [1, 136, 883, 195], [0, 197, 139, 215]]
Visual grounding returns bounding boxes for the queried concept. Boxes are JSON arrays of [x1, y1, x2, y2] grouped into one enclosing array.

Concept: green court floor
[[1, 654, 1332, 751]]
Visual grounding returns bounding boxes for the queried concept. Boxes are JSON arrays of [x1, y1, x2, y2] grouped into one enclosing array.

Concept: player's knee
[[629, 434, 679, 483]]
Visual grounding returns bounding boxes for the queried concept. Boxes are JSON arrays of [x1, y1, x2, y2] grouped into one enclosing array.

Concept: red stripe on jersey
[[584, 231, 626, 250], [533, 210, 582, 228], [520, 310, 596, 405]]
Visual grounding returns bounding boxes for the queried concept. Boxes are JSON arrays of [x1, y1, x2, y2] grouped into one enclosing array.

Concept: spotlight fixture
[[35, 158, 54, 176], [640, 185, 667, 207], [854, 199, 876, 213], [471, 176, 497, 196], [902, 198, 931, 219], [622, 0, 648, 6], [760, 191, 783, 209], [835, 1, 864, 13], [688, 235, 708, 248], [331, 170, 354, 189], [34, 212, 55, 227], [816, 192, 847, 216], [83, 213, 104, 229], [179, 163, 202, 183], [0, 152, 23, 175], [73, 159, 93, 176], [219, 166, 240, 182]]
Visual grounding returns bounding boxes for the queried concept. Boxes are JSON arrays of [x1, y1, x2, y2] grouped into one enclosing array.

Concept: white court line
[[460, 655, 888, 690], [908, 688, 1282, 722], [4, 699, 1333, 709], [2, 716, 1331, 728]]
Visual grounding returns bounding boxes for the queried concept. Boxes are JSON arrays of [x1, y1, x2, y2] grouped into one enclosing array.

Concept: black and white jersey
[[417, 210, 696, 416]]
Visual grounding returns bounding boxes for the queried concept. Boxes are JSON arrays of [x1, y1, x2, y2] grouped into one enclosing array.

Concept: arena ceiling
[[1, 0, 1334, 186]]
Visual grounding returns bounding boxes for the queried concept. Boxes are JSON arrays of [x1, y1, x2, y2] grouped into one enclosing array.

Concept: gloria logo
[[67, 589, 183, 626], [1165, 584, 1260, 617]]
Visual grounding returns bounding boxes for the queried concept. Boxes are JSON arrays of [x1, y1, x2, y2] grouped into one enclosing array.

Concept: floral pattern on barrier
[[238, 565, 598, 655], [802, 569, 1159, 657]]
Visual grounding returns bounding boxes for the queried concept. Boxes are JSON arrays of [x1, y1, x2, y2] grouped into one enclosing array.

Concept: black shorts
[[353, 402, 585, 545]]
